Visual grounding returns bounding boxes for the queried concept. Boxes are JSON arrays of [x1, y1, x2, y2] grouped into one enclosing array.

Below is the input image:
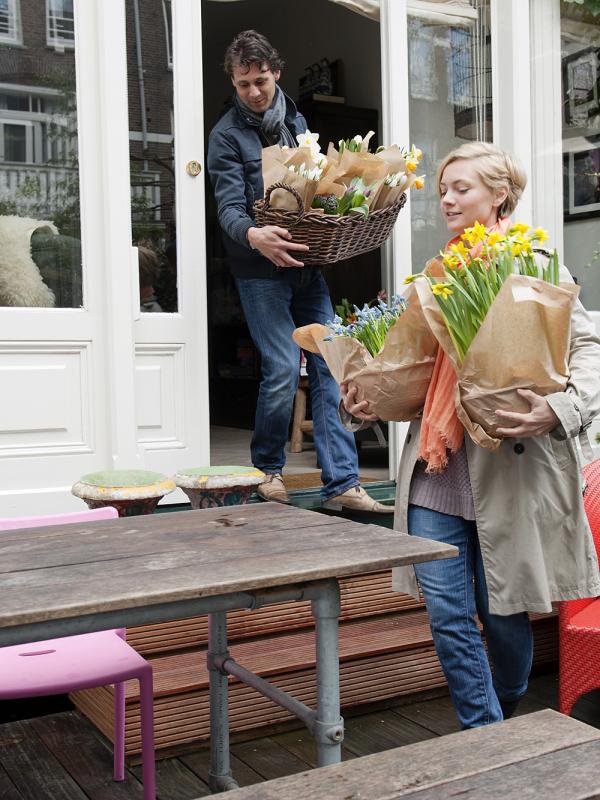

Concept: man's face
[[231, 62, 280, 113]]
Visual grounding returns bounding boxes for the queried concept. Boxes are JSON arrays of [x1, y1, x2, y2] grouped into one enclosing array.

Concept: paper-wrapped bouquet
[[412, 223, 579, 449], [293, 282, 438, 422]]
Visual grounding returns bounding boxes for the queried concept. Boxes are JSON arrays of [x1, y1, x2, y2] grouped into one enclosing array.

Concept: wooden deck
[[1, 673, 598, 799]]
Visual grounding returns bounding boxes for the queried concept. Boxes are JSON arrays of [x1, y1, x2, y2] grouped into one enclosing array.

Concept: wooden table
[[216, 710, 600, 799], [0, 502, 456, 792]]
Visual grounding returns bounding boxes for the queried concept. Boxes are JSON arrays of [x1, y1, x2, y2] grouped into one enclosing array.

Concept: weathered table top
[[0, 502, 456, 630], [215, 710, 600, 799]]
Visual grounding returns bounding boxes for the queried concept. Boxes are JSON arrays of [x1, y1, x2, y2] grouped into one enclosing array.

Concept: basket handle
[[263, 182, 305, 221]]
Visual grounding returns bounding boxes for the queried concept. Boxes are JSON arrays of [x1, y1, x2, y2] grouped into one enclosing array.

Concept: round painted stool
[[173, 466, 266, 509], [71, 470, 176, 517]]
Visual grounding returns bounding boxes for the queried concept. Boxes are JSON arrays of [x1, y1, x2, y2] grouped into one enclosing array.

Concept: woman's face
[[439, 158, 506, 235]]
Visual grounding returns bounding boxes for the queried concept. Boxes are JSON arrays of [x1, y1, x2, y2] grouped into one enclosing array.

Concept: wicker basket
[[253, 182, 407, 265]]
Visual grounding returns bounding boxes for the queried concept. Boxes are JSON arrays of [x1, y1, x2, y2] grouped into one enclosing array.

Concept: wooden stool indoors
[[290, 375, 313, 453]]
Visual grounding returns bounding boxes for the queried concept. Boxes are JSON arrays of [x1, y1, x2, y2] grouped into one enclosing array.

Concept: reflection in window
[[47, 0, 75, 49], [0, 10, 81, 308], [163, 0, 173, 68], [0, 0, 21, 45], [561, 3, 600, 309], [127, 0, 177, 312], [408, 1, 492, 272]]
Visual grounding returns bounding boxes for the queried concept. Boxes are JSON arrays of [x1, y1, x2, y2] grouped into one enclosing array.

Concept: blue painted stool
[[173, 466, 266, 509]]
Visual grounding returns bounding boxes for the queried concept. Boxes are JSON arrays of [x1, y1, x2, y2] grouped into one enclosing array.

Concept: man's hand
[[341, 382, 379, 422], [247, 225, 309, 268], [495, 388, 560, 438]]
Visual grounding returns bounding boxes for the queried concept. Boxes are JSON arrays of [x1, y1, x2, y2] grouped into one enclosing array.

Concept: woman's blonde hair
[[436, 141, 527, 218]]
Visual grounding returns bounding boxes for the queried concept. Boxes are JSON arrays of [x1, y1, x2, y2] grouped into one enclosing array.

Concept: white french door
[[0, 0, 209, 515]]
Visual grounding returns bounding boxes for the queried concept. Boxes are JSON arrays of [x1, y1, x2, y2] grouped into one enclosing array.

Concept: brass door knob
[[186, 160, 202, 177]]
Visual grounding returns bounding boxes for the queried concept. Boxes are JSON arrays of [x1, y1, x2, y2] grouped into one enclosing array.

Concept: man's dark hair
[[223, 30, 284, 77]]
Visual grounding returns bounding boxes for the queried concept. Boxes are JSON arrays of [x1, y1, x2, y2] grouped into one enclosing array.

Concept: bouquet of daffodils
[[293, 283, 438, 422], [411, 223, 579, 448]]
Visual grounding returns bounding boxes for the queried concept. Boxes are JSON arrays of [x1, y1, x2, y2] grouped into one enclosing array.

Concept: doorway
[[201, 0, 389, 488]]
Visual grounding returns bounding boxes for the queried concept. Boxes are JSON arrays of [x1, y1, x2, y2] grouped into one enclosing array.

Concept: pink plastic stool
[[0, 507, 155, 800]]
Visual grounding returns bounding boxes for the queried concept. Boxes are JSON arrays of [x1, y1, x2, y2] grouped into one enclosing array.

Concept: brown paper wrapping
[[370, 173, 415, 211], [293, 282, 438, 422], [413, 274, 580, 450], [261, 146, 320, 210]]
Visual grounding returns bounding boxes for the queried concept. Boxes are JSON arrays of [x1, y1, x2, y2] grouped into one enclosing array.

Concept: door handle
[[186, 160, 202, 177]]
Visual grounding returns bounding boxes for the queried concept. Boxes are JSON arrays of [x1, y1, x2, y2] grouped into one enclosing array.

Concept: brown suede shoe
[[322, 485, 394, 514], [256, 473, 291, 505]]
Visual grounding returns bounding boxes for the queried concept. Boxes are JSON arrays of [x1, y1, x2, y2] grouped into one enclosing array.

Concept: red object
[[559, 457, 600, 715]]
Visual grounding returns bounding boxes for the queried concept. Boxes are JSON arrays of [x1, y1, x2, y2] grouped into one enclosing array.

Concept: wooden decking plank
[[391, 694, 461, 736], [270, 727, 357, 768], [0, 763, 22, 800], [230, 737, 313, 781], [129, 759, 210, 800], [342, 709, 436, 757], [30, 711, 144, 799], [179, 750, 264, 789], [0, 719, 88, 800]]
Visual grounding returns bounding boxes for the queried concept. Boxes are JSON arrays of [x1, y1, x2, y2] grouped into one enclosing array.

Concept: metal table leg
[[311, 578, 344, 766], [207, 610, 239, 792]]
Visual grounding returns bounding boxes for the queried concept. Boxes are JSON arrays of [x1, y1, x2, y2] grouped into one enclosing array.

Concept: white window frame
[[0, 0, 22, 45], [46, 0, 75, 50]]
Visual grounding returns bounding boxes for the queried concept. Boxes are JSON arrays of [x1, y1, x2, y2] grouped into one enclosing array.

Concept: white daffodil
[[296, 129, 321, 158]]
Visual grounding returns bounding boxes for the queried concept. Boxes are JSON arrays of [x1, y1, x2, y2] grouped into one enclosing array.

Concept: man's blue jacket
[[207, 91, 307, 278]]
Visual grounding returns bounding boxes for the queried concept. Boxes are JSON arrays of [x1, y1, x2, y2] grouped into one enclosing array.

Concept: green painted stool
[[71, 470, 176, 517], [173, 466, 266, 509]]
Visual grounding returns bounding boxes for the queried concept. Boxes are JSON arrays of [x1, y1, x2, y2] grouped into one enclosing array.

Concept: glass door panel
[[0, 0, 82, 308], [125, 0, 177, 314], [408, 0, 492, 271], [560, 1, 600, 310]]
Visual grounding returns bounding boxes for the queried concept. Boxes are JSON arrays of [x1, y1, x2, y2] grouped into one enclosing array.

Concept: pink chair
[[0, 507, 155, 800]]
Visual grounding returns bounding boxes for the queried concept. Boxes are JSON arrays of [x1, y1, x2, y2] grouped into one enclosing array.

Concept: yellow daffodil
[[405, 158, 418, 173], [411, 145, 423, 162], [533, 227, 548, 245], [442, 253, 461, 270], [511, 242, 524, 257], [487, 232, 505, 247], [510, 222, 530, 235], [431, 283, 454, 299], [403, 273, 420, 284], [414, 175, 425, 189], [449, 241, 469, 258]]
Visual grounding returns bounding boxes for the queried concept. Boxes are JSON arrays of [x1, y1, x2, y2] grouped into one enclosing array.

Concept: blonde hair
[[436, 141, 527, 218]]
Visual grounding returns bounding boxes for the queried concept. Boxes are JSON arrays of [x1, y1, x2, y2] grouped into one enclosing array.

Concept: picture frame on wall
[[563, 47, 599, 129], [563, 139, 600, 221]]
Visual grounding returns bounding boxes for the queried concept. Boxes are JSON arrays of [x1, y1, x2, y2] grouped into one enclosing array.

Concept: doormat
[[282, 472, 377, 490]]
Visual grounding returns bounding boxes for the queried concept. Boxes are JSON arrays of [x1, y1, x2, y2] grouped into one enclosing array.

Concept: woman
[[342, 141, 600, 729]]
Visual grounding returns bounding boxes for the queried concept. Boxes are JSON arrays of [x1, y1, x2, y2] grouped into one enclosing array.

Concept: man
[[207, 30, 392, 514]]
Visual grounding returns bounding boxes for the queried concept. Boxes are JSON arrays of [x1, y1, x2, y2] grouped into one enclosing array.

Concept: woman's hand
[[341, 382, 380, 422], [495, 389, 560, 438]]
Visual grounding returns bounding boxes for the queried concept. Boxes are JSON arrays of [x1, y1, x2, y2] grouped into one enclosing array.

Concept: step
[[72, 610, 557, 757]]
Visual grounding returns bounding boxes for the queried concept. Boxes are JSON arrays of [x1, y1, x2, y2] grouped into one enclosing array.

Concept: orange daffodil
[[408, 221, 560, 362]]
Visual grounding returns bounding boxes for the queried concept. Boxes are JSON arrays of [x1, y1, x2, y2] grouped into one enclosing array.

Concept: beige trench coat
[[390, 267, 600, 616]]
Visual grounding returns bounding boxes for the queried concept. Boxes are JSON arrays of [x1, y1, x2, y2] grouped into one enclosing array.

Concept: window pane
[[48, 0, 74, 44], [4, 124, 26, 162], [0, 7, 82, 308], [560, 3, 600, 310], [408, 1, 492, 272], [126, 0, 177, 313]]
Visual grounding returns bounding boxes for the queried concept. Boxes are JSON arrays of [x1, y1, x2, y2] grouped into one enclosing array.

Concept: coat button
[[513, 443, 525, 454]]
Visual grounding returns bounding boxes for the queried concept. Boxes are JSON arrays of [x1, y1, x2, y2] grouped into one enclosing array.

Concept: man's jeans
[[235, 269, 359, 500], [409, 504, 533, 729]]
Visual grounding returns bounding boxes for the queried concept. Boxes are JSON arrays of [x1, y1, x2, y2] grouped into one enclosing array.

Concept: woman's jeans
[[409, 504, 533, 729], [235, 269, 359, 500]]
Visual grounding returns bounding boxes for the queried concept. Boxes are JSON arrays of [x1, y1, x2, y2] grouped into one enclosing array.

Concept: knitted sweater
[[409, 443, 475, 520]]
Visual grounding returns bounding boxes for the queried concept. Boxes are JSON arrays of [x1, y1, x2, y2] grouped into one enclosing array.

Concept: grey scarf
[[234, 85, 297, 148]]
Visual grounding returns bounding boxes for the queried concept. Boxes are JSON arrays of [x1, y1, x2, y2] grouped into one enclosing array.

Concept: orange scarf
[[417, 218, 510, 473]]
